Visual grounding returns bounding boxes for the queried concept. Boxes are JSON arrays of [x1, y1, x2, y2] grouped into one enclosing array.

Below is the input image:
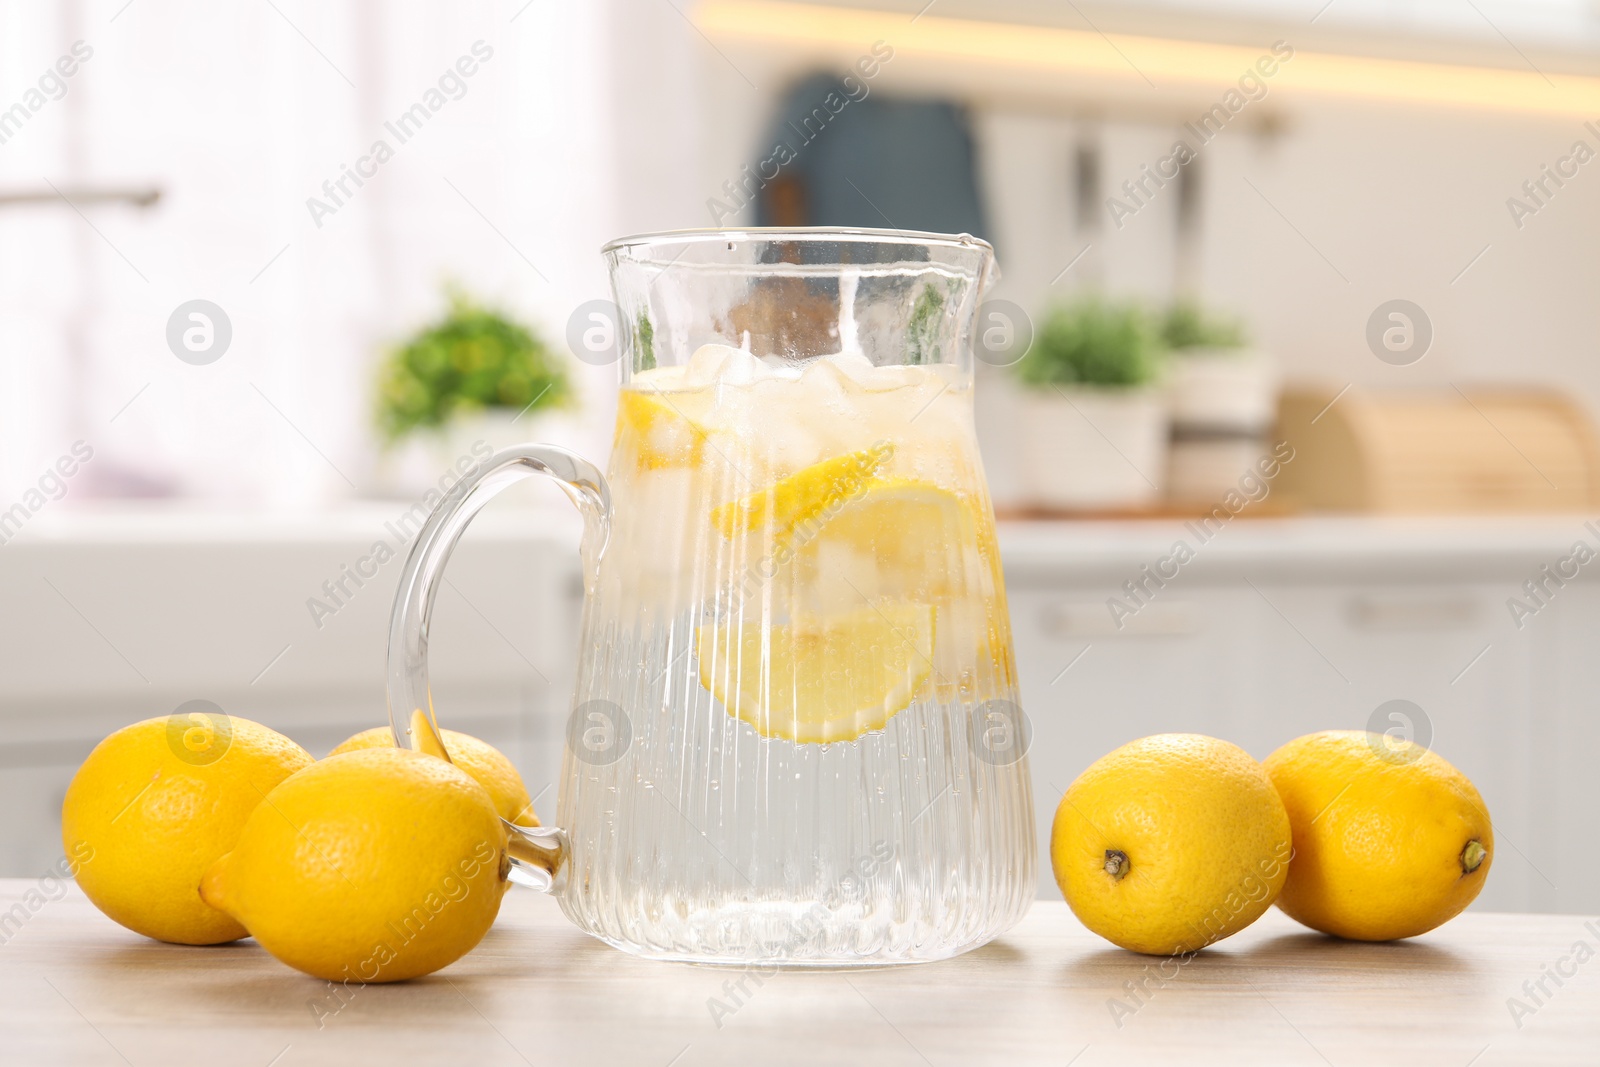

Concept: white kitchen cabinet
[[1003, 518, 1593, 914], [1246, 581, 1541, 913], [0, 507, 572, 880], [0, 510, 1593, 917], [1541, 584, 1600, 917], [0, 760, 82, 878]]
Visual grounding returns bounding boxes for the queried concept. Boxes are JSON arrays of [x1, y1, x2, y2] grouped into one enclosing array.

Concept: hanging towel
[[753, 73, 989, 243]]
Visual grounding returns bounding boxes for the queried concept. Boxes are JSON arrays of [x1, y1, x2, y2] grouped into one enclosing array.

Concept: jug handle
[[385, 444, 610, 893]]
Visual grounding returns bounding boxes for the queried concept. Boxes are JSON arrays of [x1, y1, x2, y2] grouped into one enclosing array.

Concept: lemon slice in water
[[696, 604, 934, 744], [710, 443, 893, 540], [789, 476, 976, 601], [616, 390, 708, 470]]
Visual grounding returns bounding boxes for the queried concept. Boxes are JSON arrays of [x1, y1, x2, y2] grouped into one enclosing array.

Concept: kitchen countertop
[[3, 881, 1594, 1066], [24, 503, 1600, 568], [998, 514, 1600, 581]]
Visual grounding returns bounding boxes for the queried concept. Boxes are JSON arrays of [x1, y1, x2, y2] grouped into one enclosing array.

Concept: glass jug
[[387, 228, 1035, 965]]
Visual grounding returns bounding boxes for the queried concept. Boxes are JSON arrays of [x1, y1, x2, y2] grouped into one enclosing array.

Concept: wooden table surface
[[2, 881, 1595, 1066]]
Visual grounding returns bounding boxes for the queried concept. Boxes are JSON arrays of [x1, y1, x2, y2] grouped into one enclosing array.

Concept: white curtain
[[0, 0, 654, 507]]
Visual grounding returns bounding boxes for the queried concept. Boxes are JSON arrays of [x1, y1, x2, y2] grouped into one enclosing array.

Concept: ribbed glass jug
[[387, 228, 1035, 965]]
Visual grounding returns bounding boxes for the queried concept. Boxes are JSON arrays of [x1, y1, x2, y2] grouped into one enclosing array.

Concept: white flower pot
[[373, 409, 535, 502], [1167, 434, 1271, 504], [1166, 348, 1277, 432], [1018, 386, 1168, 510], [439, 409, 530, 463]]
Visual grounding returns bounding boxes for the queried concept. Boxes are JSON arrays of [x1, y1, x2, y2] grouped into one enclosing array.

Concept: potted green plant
[[1013, 296, 1168, 509], [374, 287, 570, 491], [1160, 301, 1277, 503], [1160, 301, 1247, 351], [1160, 301, 1274, 430]]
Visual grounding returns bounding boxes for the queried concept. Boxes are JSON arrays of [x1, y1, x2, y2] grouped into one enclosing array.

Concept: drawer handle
[[1041, 601, 1200, 638], [1346, 596, 1480, 631]]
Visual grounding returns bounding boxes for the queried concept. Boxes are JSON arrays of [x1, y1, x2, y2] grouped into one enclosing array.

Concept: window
[[0, 1, 614, 507]]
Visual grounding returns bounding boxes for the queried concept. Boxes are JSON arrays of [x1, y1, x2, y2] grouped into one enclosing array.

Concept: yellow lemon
[[696, 603, 934, 744], [201, 748, 507, 983], [61, 714, 312, 945], [710, 442, 893, 541], [615, 389, 708, 470], [1051, 734, 1291, 955], [330, 722, 539, 827], [1264, 731, 1492, 941]]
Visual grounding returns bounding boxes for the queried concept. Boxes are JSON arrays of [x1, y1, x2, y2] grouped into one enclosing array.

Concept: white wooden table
[[1, 881, 1594, 1065]]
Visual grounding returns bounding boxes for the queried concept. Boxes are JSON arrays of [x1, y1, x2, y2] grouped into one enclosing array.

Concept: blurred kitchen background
[[3, 0, 1599, 913]]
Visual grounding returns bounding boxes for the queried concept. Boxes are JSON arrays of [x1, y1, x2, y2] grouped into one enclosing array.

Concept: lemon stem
[[1104, 849, 1130, 881], [1461, 839, 1487, 875]]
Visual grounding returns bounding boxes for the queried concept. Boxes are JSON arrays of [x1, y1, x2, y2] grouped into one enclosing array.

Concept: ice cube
[[818, 351, 878, 389], [683, 343, 788, 388], [682, 343, 741, 386], [794, 357, 853, 404], [631, 364, 687, 392]]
